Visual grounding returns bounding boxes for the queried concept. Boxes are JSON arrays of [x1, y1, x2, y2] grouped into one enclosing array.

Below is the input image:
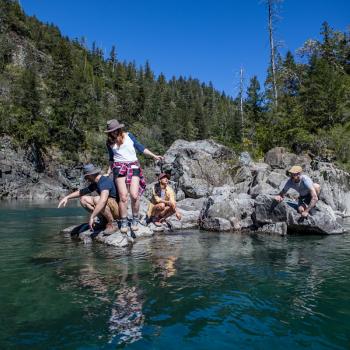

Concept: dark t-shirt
[[79, 176, 118, 200]]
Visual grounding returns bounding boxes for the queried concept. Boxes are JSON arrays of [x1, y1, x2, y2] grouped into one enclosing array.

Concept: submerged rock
[[61, 222, 154, 248]]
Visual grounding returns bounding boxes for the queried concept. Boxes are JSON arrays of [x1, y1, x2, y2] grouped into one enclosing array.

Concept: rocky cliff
[[0, 135, 82, 199]]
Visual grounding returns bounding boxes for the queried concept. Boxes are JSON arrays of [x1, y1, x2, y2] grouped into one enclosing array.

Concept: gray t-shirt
[[280, 174, 314, 197]]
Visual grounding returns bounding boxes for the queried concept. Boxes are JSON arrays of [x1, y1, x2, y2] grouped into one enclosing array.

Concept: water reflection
[[1, 201, 349, 350], [109, 284, 144, 344]]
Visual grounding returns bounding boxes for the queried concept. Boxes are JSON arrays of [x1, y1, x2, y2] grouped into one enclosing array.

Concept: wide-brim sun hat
[[83, 163, 101, 177], [104, 119, 125, 133], [288, 165, 303, 174], [158, 172, 171, 180]]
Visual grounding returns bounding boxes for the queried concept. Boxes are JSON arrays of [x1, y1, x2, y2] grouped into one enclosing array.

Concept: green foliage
[[1, 2, 350, 171], [0, 0, 242, 164], [247, 21, 350, 167]]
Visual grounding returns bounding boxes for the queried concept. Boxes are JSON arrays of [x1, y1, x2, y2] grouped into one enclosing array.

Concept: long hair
[[107, 128, 125, 146], [154, 182, 162, 197]]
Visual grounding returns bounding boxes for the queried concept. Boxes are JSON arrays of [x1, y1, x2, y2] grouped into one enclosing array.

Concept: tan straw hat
[[288, 165, 302, 174]]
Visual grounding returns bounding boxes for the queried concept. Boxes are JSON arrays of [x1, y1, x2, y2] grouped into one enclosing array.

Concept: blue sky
[[21, 0, 349, 96]]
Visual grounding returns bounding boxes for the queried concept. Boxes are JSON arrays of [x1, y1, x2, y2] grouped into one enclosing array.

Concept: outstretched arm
[[275, 180, 290, 202], [129, 132, 164, 161], [143, 148, 164, 161], [58, 190, 81, 208]]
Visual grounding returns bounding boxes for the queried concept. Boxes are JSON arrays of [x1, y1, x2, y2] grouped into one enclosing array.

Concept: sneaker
[[120, 218, 128, 234], [131, 217, 139, 231], [104, 223, 117, 235]]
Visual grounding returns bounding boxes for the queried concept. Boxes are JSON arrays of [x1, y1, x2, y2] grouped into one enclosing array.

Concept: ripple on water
[[1, 205, 350, 349]]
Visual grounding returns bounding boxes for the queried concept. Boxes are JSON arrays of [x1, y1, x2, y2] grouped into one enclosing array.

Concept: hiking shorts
[[112, 167, 141, 178], [107, 198, 119, 219], [298, 193, 312, 209]]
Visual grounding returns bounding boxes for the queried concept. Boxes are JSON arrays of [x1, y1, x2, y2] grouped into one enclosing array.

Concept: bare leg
[[159, 206, 176, 221], [130, 176, 140, 217], [314, 183, 321, 197], [151, 203, 166, 218], [80, 195, 95, 212], [116, 177, 129, 218]]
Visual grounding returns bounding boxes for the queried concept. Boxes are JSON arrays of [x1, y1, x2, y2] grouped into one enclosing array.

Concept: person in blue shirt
[[275, 165, 321, 217], [105, 119, 163, 233], [58, 163, 119, 234]]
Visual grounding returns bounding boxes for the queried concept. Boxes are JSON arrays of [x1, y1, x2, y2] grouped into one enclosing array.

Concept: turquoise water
[[0, 201, 350, 349]]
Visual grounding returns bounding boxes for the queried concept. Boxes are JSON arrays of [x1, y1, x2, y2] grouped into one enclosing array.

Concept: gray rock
[[163, 139, 236, 198], [257, 222, 287, 236], [266, 171, 288, 189], [249, 182, 275, 198], [199, 190, 255, 231], [167, 209, 200, 230], [264, 147, 311, 170], [254, 194, 346, 235], [233, 166, 253, 184], [61, 222, 154, 248], [176, 188, 186, 201], [181, 175, 211, 198], [201, 217, 232, 231], [239, 152, 253, 166], [177, 197, 206, 211], [0, 135, 83, 199]]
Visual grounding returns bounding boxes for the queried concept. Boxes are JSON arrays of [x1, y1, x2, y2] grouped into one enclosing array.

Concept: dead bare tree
[[239, 66, 244, 138], [266, 0, 281, 108]]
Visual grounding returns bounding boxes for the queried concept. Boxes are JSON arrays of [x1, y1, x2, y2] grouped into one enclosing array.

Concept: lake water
[[0, 201, 350, 349]]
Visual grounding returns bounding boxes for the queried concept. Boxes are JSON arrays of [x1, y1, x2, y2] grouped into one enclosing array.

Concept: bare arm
[[305, 187, 318, 213], [58, 190, 81, 208], [89, 190, 109, 227], [143, 148, 164, 161], [106, 162, 113, 176]]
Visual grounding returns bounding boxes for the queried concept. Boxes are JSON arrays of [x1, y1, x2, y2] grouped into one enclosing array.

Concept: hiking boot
[[104, 223, 117, 235], [120, 218, 128, 234], [131, 217, 139, 231]]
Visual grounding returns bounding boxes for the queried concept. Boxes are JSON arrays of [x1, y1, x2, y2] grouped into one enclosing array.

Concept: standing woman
[[105, 119, 163, 233]]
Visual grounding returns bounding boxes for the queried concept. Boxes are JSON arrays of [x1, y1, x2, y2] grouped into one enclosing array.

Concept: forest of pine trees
[[0, 0, 349, 169]]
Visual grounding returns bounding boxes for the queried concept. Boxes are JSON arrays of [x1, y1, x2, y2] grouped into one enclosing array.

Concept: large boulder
[[310, 162, 350, 213], [264, 147, 311, 170], [254, 194, 346, 235], [199, 189, 255, 232], [167, 209, 200, 230], [163, 139, 236, 199]]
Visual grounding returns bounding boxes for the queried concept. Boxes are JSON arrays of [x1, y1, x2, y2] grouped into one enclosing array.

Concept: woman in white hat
[[105, 119, 163, 232]]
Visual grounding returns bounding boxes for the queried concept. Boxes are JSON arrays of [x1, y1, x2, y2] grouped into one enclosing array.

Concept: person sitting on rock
[[274, 165, 321, 217], [146, 173, 182, 226], [58, 163, 119, 234]]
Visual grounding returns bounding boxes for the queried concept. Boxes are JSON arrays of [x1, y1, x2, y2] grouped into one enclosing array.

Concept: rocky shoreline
[[1, 136, 349, 244]]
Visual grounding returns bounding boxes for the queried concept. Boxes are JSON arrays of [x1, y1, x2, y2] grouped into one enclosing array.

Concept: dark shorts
[[112, 167, 140, 178], [298, 193, 312, 208]]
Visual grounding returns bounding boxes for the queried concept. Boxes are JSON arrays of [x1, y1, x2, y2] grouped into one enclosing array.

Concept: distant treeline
[[0, 0, 349, 169]]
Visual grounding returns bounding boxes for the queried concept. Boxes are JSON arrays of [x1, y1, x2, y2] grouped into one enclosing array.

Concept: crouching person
[[275, 165, 321, 218], [146, 173, 182, 226], [58, 164, 119, 234]]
